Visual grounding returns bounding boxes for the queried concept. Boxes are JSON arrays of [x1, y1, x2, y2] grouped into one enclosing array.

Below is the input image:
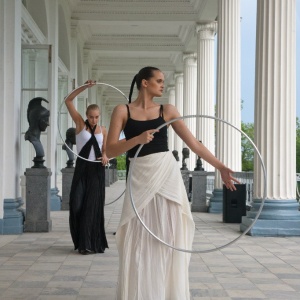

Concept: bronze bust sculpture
[[25, 97, 50, 168], [62, 127, 76, 168], [172, 150, 179, 161], [181, 147, 190, 170]]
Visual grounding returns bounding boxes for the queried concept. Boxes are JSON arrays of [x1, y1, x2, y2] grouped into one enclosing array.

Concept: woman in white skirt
[[106, 67, 238, 300]]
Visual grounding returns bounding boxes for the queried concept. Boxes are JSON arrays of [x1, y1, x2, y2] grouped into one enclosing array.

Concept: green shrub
[[116, 154, 126, 170]]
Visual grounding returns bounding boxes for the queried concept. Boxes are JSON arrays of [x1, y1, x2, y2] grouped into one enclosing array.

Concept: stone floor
[[1, 180, 300, 299]]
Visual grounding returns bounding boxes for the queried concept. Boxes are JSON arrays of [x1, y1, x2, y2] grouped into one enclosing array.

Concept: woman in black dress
[[65, 80, 109, 254]]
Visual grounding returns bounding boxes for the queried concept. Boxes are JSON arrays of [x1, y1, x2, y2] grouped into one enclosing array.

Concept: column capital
[[182, 52, 197, 63], [196, 21, 217, 40], [167, 85, 175, 93], [174, 72, 183, 81]]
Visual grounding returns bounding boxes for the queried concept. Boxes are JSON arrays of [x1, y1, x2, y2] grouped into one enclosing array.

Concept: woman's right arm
[[106, 105, 158, 158], [65, 80, 95, 131]]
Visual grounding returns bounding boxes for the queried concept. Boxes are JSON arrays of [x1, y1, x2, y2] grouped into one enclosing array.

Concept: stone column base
[[241, 199, 300, 236], [0, 198, 24, 234], [51, 187, 61, 211], [208, 188, 223, 213]]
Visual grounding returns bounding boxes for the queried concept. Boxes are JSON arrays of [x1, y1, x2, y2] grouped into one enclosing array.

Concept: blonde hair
[[86, 104, 100, 115]]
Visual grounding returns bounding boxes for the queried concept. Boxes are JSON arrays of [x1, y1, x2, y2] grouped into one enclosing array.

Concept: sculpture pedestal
[[61, 167, 74, 210], [24, 168, 52, 232], [191, 171, 208, 212], [181, 170, 191, 200], [105, 168, 110, 187]]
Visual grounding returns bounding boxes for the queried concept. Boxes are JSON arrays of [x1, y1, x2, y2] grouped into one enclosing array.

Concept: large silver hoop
[[128, 115, 267, 253]]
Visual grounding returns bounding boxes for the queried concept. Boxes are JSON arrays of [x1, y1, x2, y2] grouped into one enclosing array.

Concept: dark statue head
[[182, 147, 190, 159], [25, 97, 50, 167], [25, 97, 50, 142], [181, 148, 190, 171], [62, 127, 76, 168], [65, 127, 76, 145], [172, 150, 179, 161]]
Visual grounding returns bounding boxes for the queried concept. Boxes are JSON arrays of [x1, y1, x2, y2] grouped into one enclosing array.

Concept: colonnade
[[0, 0, 299, 236]]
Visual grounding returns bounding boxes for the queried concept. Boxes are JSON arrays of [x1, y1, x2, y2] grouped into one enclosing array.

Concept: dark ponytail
[[128, 75, 137, 103], [128, 66, 160, 103]]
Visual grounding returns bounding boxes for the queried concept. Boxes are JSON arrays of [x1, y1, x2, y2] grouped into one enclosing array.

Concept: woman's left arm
[[101, 126, 109, 166], [164, 104, 239, 190]]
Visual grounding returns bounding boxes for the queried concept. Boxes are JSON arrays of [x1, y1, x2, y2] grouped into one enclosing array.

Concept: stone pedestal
[[109, 169, 114, 185], [113, 169, 118, 183], [191, 171, 208, 212], [24, 168, 52, 232], [181, 170, 191, 199], [61, 167, 74, 210], [105, 168, 110, 187]]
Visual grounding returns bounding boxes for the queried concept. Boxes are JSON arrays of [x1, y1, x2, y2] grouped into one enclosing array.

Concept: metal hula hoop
[[128, 114, 267, 254], [57, 82, 128, 206]]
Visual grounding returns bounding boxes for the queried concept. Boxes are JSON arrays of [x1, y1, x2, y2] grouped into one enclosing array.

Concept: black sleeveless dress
[[123, 104, 169, 178], [69, 122, 108, 253]]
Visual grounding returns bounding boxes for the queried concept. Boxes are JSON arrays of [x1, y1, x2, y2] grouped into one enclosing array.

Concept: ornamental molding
[[182, 52, 197, 62], [196, 21, 217, 39], [21, 6, 46, 44]]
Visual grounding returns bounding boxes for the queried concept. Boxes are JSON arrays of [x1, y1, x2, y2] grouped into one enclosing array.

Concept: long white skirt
[[116, 152, 195, 300]]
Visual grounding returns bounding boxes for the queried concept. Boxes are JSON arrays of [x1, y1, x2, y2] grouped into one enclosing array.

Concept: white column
[[241, 0, 300, 236], [196, 22, 217, 172], [183, 53, 197, 171], [46, 0, 61, 210], [68, 21, 79, 128], [174, 72, 184, 162], [209, 0, 241, 213], [215, 0, 241, 187], [167, 86, 175, 151], [57, 76, 69, 172], [254, 0, 296, 201], [0, 0, 22, 218], [47, 0, 59, 177]]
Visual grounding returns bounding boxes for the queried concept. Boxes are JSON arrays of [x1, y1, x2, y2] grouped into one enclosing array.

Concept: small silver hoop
[[57, 82, 129, 163], [58, 82, 128, 206]]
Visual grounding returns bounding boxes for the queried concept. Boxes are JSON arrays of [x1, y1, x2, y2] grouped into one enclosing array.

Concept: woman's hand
[[219, 166, 240, 191], [101, 154, 110, 166], [137, 129, 159, 144], [84, 80, 96, 88]]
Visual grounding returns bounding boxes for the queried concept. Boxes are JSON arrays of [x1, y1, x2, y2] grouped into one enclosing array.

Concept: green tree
[[241, 122, 254, 171]]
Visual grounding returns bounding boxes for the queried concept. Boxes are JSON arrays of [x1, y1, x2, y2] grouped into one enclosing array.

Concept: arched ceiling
[[69, 0, 218, 115]]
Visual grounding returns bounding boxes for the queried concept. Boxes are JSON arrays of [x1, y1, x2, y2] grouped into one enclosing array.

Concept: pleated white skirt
[[116, 152, 195, 300]]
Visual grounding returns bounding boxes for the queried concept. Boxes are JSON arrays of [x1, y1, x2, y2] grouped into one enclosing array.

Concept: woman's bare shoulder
[[163, 104, 180, 120], [112, 104, 128, 116]]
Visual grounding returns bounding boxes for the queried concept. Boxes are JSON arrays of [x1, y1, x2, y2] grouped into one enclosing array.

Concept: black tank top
[[123, 104, 169, 158]]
